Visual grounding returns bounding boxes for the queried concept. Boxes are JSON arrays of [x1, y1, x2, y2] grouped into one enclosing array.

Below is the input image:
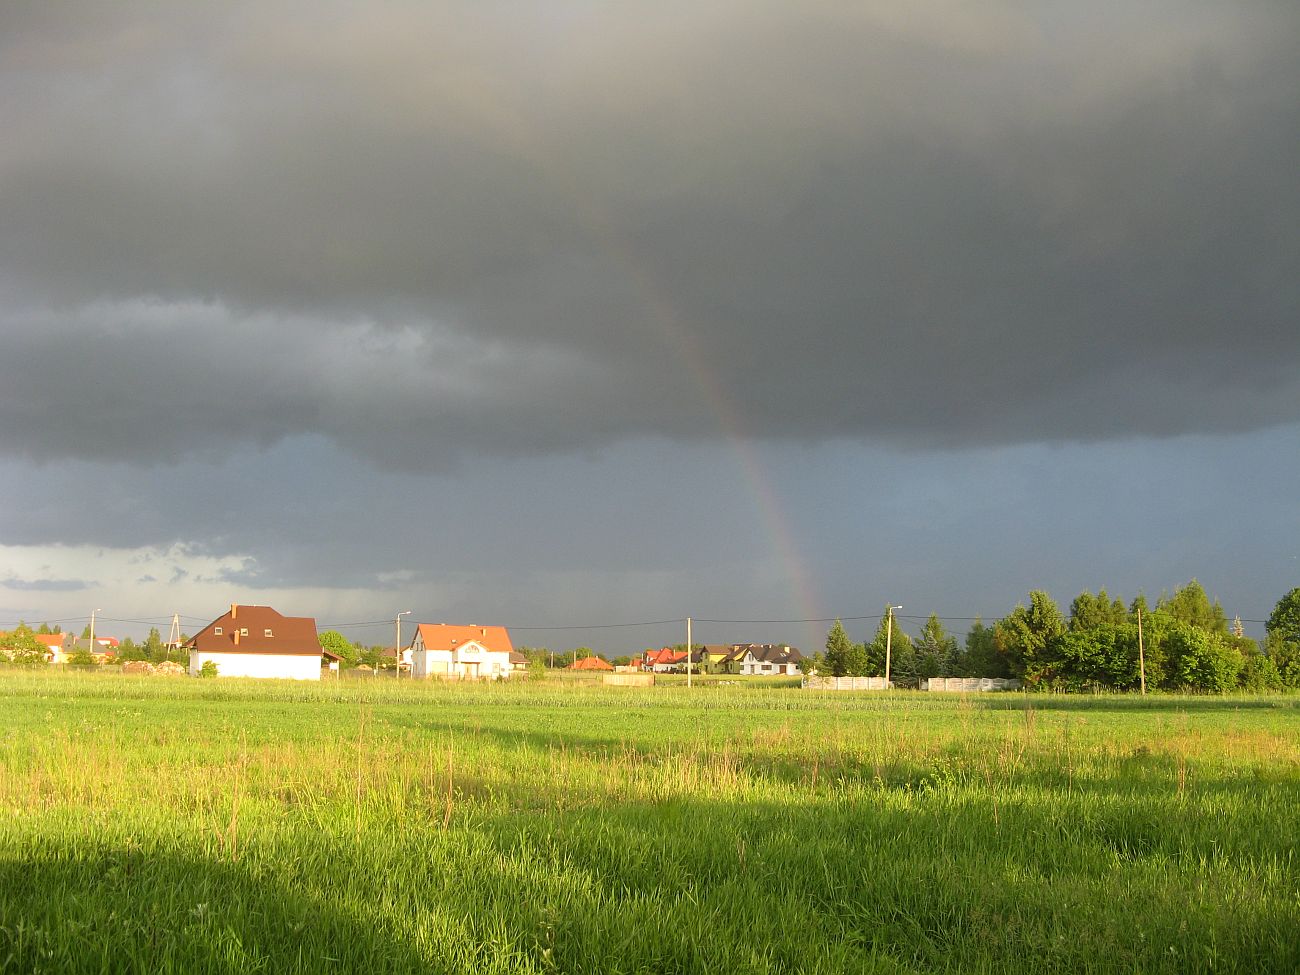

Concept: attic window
[[240, 628, 248, 637], [214, 626, 223, 635], [264, 628, 273, 637]]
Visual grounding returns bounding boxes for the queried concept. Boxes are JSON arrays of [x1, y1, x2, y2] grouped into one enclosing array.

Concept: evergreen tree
[[824, 620, 854, 677], [994, 591, 1066, 687], [914, 614, 957, 680], [865, 610, 912, 680]]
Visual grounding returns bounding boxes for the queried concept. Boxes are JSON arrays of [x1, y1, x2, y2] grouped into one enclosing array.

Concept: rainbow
[[452, 84, 823, 625]]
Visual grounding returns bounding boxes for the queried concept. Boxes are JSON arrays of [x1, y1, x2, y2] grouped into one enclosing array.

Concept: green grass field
[[1, 670, 1297, 974]]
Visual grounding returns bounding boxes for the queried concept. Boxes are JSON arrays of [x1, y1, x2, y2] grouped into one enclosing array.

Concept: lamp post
[[883, 605, 902, 689], [395, 611, 411, 678], [88, 608, 101, 656]]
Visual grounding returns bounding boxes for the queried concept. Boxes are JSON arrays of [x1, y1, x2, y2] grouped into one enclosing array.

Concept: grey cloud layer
[[2, 2, 1297, 466]]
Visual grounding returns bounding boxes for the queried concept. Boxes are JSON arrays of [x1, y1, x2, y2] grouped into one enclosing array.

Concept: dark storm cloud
[[1, 1, 1296, 467]]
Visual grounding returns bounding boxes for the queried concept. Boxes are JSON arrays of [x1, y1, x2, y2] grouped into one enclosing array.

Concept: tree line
[[814, 582, 1300, 693]]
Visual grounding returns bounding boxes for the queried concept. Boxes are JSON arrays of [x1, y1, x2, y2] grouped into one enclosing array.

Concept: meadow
[[1, 670, 1297, 974]]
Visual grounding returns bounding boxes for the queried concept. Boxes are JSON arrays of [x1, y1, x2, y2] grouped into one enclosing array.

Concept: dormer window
[[264, 628, 273, 637], [214, 626, 223, 635]]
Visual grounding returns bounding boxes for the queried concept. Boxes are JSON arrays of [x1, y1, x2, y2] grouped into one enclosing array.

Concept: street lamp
[[395, 611, 411, 678], [88, 608, 101, 656], [883, 605, 902, 689]]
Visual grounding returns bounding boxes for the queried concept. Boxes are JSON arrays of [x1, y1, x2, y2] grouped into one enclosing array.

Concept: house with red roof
[[409, 623, 515, 680], [185, 604, 323, 680], [33, 632, 73, 664], [568, 654, 613, 671]]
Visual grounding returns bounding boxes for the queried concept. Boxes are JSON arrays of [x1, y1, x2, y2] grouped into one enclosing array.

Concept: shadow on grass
[[0, 850, 436, 975], [4, 781, 1298, 975], [973, 695, 1297, 714]]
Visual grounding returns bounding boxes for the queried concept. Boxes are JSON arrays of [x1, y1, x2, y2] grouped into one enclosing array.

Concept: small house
[[409, 623, 514, 680], [186, 604, 323, 680]]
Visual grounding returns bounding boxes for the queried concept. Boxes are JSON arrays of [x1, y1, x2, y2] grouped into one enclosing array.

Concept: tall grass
[[1, 670, 1297, 973]]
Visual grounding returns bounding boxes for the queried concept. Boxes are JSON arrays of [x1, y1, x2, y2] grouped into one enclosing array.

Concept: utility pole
[[395, 611, 411, 679], [1136, 608, 1147, 695], [88, 608, 100, 655], [168, 613, 182, 654], [883, 605, 901, 689], [686, 617, 692, 688]]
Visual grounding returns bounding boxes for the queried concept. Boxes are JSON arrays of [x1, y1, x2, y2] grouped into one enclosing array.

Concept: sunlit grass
[[1, 670, 1297, 973]]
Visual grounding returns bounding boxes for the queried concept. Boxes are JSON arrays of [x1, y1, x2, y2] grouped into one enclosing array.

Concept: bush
[[198, 660, 219, 679], [1239, 654, 1282, 692]]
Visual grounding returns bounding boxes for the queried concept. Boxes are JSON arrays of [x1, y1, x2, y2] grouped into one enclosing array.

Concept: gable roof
[[731, 643, 803, 664], [569, 655, 613, 670], [413, 623, 513, 656], [186, 605, 321, 656], [33, 633, 70, 650]]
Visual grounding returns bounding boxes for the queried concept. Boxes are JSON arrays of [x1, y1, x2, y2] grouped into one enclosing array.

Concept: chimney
[[231, 603, 238, 620]]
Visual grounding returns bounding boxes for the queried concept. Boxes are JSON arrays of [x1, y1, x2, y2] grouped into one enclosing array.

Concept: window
[[214, 626, 223, 635], [264, 628, 273, 637], [240, 628, 248, 637]]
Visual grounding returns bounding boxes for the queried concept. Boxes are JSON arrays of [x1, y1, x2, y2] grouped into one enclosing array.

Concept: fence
[[922, 677, 1022, 692], [603, 673, 655, 687], [802, 676, 893, 691]]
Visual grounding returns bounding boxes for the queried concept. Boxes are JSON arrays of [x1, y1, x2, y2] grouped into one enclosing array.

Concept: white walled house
[[186, 604, 323, 680], [410, 623, 514, 680], [728, 644, 803, 676]]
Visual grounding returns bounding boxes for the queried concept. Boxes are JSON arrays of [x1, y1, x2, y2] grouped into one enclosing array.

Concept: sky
[[1, 2, 1297, 654]]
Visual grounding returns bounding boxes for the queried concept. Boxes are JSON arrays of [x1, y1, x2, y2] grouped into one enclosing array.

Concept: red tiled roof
[[569, 655, 613, 670], [186, 605, 320, 656], [413, 623, 513, 656]]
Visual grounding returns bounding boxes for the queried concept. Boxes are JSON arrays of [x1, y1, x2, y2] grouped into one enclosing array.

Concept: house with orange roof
[[409, 623, 515, 680], [33, 632, 73, 664], [568, 654, 613, 671]]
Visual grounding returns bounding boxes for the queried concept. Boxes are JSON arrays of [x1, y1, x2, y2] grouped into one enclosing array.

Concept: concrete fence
[[604, 673, 655, 687], [802, 676, 894, 691], [922, 677, 1022, 692]]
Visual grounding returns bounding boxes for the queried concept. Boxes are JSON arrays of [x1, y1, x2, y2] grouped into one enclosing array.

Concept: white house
[[729, 644, 803, 676], [410, 623, 514, 680], [186, 604, 323, 680]]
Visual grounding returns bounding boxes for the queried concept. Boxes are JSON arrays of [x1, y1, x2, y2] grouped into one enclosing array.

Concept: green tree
[[1164, 622, 1242, 692], [1069, 589, 1127, 631], [865, 610, 912, 680], [1158, 580, 1229, 635], [37, 622, 52, 635], [953, 617, 1008, 678], [198, 660, 219, 678], [994, 591, 1067, 687], [1264, 631, 1300, 689], [318, 630, 359, 668], [1052, 623, 1141, 690], [1239, 654, 1282, 692], [823, 620, 854, 677], [117, 637, 146, 662], [143, 628, 166, 664], [1, 626, 46, 665], [1265, 588, 1300, 688], [0, 628, 46, 665], [1268, 588, 1300, 642], [914, 614, 958, 681]]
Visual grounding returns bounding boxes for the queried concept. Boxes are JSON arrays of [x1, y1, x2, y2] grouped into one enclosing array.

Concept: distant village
[[0, 602, 803, 682]]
